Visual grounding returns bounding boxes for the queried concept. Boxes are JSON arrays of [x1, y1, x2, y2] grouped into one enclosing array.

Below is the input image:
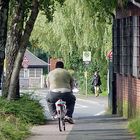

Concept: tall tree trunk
[[7, 0, 39, 100], [0, 0, 9, 90], [2, 0, 24, 97]]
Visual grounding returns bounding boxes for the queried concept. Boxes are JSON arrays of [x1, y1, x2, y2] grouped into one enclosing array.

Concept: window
[[24, 69, 28, 78], [36, 69, 42, 77], [29, 68, 42, 77], [20, 69, 24, 78], [29, 68, 35, 77], [113, 16, 140, 77], [132, 16, 140, 77], [20, 68, 29, 78], [113, 19, 119, 73]]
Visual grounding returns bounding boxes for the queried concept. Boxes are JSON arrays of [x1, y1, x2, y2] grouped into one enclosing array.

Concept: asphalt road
[[0, 89, 108, 119], [26, 89, 108, 119]]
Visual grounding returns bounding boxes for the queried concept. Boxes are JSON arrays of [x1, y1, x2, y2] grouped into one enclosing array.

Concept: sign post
[[22, 56, 29, 69], [22, 56, 29, 78], [83, 51, 91, 62], [107, 50, 112, 62], [83, 51, 91, 96], [107, 50, 113, 110]]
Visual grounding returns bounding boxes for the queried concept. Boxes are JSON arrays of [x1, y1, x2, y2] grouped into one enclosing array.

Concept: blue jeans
[[46, 91, 76, 118]]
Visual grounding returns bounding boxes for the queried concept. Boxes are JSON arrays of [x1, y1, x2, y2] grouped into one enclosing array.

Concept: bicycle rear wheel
[[62, 118, 65, 131], [58, 107, 65, 131]]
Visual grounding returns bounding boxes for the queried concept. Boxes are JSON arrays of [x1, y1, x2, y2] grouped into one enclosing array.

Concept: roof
[[23, 50, 49, 68]]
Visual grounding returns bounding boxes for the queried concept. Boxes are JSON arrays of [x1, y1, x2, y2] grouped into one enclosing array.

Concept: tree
[[0, 0, 9, 89], [1, 0, 128, 99], [2, 0, 39, 99], [30, 0, 117, 91], [31, 0, 117, 61], [2, 0, 65, 100]]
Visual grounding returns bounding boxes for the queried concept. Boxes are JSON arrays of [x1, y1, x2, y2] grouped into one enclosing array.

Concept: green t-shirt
[[47, 68, 74, 91]]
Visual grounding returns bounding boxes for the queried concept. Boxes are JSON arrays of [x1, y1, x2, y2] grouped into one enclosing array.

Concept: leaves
[[30, 0, 122, 90]]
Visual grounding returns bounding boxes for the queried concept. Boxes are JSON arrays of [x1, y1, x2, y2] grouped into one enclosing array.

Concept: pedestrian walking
[[91, 71, 102, 97]]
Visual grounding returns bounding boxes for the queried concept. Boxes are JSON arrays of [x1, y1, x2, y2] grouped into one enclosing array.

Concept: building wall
[[116, 74, 140, 118], [20, 68, 45, 89], [113, 2, 140, 118], [116, 2, 140, 19], [49, 58, 63, 71], [49, 58, 57, 71]]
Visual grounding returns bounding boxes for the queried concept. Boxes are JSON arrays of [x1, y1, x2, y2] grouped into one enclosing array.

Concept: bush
[[0, 94, 46, 140], [0, 94, 46, 124], [0, 114, 29, 140], [128, 117, 140, 140]]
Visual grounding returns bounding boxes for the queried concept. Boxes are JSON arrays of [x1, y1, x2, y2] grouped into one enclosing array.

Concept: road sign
[[107, 50, 112, 61], [83, 51, 91, 62], [83, 51, 91, 96], [22, 56, 29, 68]]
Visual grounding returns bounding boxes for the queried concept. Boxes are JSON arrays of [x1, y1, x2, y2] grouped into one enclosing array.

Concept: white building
[[20, 50, 48, 89]]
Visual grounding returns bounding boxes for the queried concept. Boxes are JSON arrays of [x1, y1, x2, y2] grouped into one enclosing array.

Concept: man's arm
[[70, 77, 75, 90]]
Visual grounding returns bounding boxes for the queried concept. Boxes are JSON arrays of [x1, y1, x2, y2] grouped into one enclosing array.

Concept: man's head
[[55, 61, 64, 68]]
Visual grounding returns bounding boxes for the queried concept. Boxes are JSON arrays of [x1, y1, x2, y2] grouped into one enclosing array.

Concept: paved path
[[1, 89, 135, 139], [26, 115, 135, 140], [24, 90, 135, 140]]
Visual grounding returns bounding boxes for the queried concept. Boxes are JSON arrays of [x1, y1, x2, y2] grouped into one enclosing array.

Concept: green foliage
[[0, 94, 46, 124], [76, 59, 107, 94], [0, 94, 46, 140], [128, 117, 140, 140], [31, 0, 113, 58], [0, 114, 29, 140], [39, 0, 66, 21], [30, 0, 116, 93]]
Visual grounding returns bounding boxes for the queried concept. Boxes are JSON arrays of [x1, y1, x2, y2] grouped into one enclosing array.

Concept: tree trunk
[[2, 0, 24, 97], [7, 0, 39, 100], [0, 0, 9, 90], [2, 34, 20, 97]]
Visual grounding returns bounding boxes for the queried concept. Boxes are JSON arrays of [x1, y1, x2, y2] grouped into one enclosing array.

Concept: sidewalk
[[26, 115, 135, 140]]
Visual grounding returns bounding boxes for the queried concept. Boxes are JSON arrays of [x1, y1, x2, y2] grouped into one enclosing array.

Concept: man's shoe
[[64, 116, 75, 124], [95, 94, 99, 97], [51, 115, 58, 120]]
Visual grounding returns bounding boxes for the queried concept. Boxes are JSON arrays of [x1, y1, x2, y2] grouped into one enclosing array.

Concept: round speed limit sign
[[83, 51, 91, 62]]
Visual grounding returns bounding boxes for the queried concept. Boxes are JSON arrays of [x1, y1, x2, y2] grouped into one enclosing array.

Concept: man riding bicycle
[[46, 61, 76, 124]]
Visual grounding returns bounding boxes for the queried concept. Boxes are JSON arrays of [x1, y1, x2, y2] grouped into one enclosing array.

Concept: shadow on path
[[26, 115, 135, 140], [66, 115, 135, 140]]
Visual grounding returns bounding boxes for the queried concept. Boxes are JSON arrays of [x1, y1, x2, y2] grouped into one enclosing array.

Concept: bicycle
[[55, 99, 66, 132]]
